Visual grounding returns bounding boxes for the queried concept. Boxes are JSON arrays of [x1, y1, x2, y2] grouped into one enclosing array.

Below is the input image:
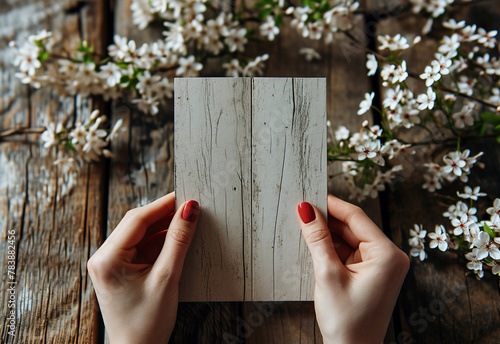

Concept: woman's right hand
[[297, 194, 410, 344]]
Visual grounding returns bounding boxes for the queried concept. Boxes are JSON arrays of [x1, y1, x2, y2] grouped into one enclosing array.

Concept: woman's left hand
[[87, 192, 199, 344]]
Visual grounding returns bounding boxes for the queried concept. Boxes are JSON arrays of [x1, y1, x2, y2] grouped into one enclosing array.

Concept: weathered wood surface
[[0, 0, 108, 343], [2, 0, 498, 342], [174, 77, 326, 301]]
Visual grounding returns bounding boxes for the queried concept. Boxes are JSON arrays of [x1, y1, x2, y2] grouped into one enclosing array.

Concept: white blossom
[[358, 92, 374, 115], [465, 248, 484, 278], [451, 213, 471, 236], [378, 34, 410, 51], [334, 126, 350, 141], [307, 21, 324, 40], [422, 174, 441, 192], [222, 59, 243, 77], [438, 34, 460, 55], [420, 64, 441, 87], [383, 85, 403, 110], [299, 48, 321, 61], [176, 55, 203, 77], [409, 224, 427, 261], [41, 122, 63, 148], [366, 54, 377, 76], [457, 186, 487, 201], [443, 19, 466, 30], [442, 151, 467, 177], [260, 16, 280, 41], [243, 54, 269, 77], [428, 225, 449, 252], [470, 231, 500, 260], [224, 28, 247, 53], [416, 87, 436, 110], [477, 28, 497, 49], [486, 199, 500, 216], [98, 62, 123, 88]]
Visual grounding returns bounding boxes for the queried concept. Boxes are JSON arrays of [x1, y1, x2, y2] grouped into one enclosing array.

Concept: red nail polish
[[298, 202, 315, 224], [182, 200, 199, 222]]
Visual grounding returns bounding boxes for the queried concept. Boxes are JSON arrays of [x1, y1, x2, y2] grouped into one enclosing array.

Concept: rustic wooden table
[[1, 0, 499, 343]]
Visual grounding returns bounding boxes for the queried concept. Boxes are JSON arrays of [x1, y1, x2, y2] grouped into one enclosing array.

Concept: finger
[[106, 192, 175, 250], [136, 211, 175, 248], [136, 229, 168, 264], [297, 202, 343, 270], [328, 216, 360, 249], [331, 232, 355, 264], [151, 200, 200, 284], [327, 194, 387, 243]]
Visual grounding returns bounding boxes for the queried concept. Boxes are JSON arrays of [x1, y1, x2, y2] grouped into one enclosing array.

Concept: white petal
[[438, 241, 448, 251]]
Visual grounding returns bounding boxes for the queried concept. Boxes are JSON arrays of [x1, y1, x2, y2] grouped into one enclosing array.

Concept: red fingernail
[[298, 202, 315, 224], [182, 200, 199, 223]]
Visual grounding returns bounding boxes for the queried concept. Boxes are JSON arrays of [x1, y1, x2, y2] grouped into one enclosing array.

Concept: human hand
[[87, 192, 199, 344], [297, 194, 409, 344]]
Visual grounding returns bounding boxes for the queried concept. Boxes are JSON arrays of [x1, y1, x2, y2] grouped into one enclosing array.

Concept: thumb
[[151, 200, 199, 284], [297, 202, 342, 270]]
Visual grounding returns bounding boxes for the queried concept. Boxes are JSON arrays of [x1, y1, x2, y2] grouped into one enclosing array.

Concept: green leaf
[[245, 28, 256, 38], [274, 13, 283, 27], [302, 0, 313, 8], [479, 123, 487, 135], [318, 0, 330, 12], [258, 8, 272, 20], [312, 11, 322, 21], [481, 112, 500, 125], [120, 75, 130, 84], [33, 40, 44, 48], [496, 135, 500, 145], [83, 54, 94, 64], [116, 62, 129, 69], [64, 141, 77, 153], [483, 223, 496, 239], [254, 0, 267, 8], [494, 123, 500, 133], [38, 51, 50, 63]]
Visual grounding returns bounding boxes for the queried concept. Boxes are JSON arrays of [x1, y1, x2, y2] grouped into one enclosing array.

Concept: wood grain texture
[[0, 1, 107, 343], [174, 77, 252, 302], [174, 77, 326, 302], [251, 78, 327, 301]]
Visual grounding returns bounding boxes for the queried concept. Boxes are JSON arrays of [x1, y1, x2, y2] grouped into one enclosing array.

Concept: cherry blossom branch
[[406, 71, 499, 109], [354, 38, 500, 110]]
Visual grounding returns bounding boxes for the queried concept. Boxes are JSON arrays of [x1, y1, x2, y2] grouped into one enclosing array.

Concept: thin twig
[[0, 127, 46, 138], [404, 133, 497, 146]]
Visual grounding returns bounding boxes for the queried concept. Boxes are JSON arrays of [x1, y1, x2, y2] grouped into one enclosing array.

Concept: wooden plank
[[174, 77, 326, 302], [0, 1, 107, 343], [174, 77, 253, 302], [251, 78, 327, 301]]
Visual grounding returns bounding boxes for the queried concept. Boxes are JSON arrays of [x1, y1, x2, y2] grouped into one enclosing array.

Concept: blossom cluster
[[40, 109, 123, 163], [409, 191, 500, 278], [329, 10, 498, 204], [9, 0, 370, 117]]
